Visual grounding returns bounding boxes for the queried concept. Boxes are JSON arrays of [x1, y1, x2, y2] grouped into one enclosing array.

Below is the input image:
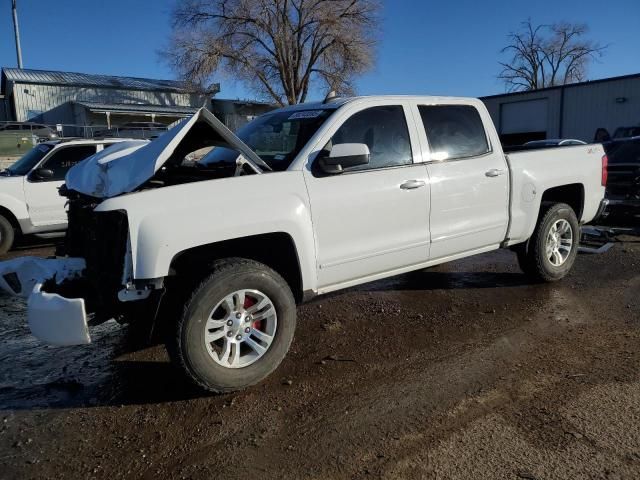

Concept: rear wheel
[[0, 214, 15, 255], [168, 258, 296, 393], [517, 202, 579, 282]]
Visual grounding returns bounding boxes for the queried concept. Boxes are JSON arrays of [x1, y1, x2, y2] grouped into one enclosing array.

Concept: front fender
[[0, 192, 29, 230], [95, 172, 318, 291]]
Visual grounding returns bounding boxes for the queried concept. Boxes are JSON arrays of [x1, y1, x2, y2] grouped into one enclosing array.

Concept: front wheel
[[168, 258, 296, 393], [517, 202, 580, 282], [0, 214, 15, 256]]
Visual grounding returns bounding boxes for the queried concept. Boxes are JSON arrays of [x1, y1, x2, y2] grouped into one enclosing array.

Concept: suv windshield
[[613, 127, 640, 139], [200, 109, 334, 171], [4, 144, 54, 176]]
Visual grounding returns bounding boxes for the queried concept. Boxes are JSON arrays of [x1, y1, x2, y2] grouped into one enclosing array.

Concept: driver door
[[24, 145, 97, 226], [303, 103, 431, 290]]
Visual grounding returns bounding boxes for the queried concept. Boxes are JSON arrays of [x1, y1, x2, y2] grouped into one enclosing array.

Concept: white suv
[[0, 138, 143, 254]]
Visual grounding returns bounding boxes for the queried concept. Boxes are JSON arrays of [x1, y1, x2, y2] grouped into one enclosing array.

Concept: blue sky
[[0, 0, 638, 101]]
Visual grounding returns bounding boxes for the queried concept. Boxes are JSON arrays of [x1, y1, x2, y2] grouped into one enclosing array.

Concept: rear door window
[[418, 105, 490, 160]]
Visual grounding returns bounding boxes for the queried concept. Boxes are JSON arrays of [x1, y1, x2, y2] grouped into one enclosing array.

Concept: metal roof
[[74, 101, 198, 116], [2, 67, 192, 93], [481, 72, 640, 100]]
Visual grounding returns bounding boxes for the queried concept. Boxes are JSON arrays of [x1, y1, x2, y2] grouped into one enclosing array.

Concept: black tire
[[517, 202, 580, 282], [0, 214, 15, 256], [168, 258, 296, 393]]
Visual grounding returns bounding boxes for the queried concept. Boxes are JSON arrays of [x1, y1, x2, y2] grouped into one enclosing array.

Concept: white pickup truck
[[0, 96, 608, 393], [0, 138, 141, 253]]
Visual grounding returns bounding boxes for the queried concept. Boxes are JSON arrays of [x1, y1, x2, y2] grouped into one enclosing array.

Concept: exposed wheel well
[[169, 232, 304, 303], [540, 184, 584, 220], [0, 206, 21, 233]]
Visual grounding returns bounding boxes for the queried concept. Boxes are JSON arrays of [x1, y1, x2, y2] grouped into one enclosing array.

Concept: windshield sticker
[[288, 111, 323, 120]]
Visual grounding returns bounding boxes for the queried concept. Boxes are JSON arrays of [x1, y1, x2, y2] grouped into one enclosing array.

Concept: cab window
[[327, 105, 413, 171], [419, 105, 490, 161], [40, 145, 97, 181]]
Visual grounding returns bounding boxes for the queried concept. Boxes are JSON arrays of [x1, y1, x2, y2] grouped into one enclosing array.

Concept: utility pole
[[12, 0, 24, 68]]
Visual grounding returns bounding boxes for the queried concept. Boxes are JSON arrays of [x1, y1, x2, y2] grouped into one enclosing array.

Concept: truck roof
[[275, 95, 480, 113]]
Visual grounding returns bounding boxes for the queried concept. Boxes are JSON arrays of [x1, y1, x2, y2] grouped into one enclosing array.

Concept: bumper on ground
[[28, 282, 91, 345], [0, 256, 91, 346]]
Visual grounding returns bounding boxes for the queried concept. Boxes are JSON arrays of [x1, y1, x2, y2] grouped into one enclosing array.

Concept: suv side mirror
[[318, 143, 370, 174], [32, 168, 54, 180]]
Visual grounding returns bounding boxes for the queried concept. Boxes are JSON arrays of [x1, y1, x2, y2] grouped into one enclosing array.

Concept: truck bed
[[504, 143, 606, 245]]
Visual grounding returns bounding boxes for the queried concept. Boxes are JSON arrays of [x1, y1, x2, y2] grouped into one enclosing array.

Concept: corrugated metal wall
[[482, 75, 640, 143], [11, 83, 209, 122], [0, 96, 8, 121], [211, 100, 275, 132], [562, 77, 640, 141]]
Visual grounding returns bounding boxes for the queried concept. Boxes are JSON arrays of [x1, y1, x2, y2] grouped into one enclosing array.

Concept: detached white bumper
[[0, 256, 91, 346], [27, 282, 91, 346]]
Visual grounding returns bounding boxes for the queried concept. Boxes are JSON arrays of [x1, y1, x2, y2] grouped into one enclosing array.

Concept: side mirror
[[319, 143, 370, 174], [32, 168, 54, 180]]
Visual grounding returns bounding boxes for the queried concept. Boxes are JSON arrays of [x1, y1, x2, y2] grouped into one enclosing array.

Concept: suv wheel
[[0, 214, 15, 255], [169, 258, 296, 393], [517, 202, 579, 282]]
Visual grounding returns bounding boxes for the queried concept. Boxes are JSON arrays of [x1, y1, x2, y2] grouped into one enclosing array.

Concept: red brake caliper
[[243, 296, 263, 331]]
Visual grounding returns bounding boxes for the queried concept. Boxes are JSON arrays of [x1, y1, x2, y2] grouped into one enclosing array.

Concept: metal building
[[211, 98, 275, 132], [481, 73, 640, 146], [0, 67, 216, 129]]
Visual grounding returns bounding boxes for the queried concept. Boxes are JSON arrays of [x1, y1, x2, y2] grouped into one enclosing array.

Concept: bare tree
[[164, 0, 379, 106], [498, 20, 606, 92]]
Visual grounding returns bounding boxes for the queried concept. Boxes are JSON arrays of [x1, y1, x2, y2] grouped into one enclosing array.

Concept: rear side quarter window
[[418, 105, 490, 161]]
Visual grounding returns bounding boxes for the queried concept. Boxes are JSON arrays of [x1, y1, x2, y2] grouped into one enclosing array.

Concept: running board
[[33, 232, 65, 239], [578, 243, 614, 254], [579, 226, 615, 255]]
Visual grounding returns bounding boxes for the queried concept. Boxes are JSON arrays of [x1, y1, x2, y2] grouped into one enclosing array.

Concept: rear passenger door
[[303, 103, 431, 290], [23, 145, 97, 226], [415, 103, 509, 259]]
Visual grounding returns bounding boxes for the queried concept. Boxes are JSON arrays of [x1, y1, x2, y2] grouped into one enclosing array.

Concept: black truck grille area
[[63, 196, 129, 313]]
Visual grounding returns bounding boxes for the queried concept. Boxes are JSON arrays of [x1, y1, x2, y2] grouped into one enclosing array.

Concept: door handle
[[400, 180, 426, 190], [485, 169, 506, 177]]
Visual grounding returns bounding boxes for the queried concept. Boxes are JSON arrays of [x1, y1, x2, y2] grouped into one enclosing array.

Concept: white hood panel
[[64, 140, 150, 198], [65, 108, 265, 199]]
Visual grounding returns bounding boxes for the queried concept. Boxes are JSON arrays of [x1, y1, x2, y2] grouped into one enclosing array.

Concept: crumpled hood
[[64, 140, 150, 197], [65, 107, 266, 198]]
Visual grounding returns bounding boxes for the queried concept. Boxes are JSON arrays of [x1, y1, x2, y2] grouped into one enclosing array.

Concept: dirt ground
[[0, 234, 639, 480]]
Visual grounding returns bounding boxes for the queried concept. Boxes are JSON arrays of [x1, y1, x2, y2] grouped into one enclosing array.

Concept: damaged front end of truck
[[0, 108, 268, 346]]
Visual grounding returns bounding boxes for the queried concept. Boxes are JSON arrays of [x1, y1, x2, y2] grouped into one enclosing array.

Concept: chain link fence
[[0, 121, 173, 161]]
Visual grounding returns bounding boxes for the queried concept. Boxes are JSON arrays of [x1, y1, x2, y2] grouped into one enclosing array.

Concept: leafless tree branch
[[498, 19, 607, 92], [162, 0, 380, 106]]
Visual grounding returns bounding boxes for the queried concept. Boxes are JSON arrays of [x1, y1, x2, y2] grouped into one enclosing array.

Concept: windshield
[[200, 109, 334, 171], [4, 144, 53, 176], [613, 127, 640, 139]]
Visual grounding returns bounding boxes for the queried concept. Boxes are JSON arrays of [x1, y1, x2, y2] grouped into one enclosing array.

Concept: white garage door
[[500, 98, 548, 134]]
